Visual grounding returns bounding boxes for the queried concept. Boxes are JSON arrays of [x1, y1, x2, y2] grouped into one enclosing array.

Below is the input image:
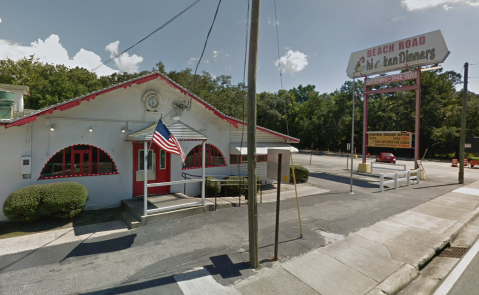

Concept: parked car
[[376, 152, 396, 164]]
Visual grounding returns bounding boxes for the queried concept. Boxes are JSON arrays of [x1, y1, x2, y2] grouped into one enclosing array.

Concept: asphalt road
[[0, 154, 477, 294]]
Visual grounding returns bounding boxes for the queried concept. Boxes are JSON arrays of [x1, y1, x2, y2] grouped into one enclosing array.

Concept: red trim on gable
[[3, 72, 299, 143]]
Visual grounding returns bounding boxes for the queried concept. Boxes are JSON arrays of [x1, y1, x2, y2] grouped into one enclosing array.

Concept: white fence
[[371, 162, 406, 174], [379, 169, 421, 192]]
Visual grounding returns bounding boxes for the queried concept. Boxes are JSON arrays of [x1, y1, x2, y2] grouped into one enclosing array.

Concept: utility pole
[[247, 0, 261, 268], [459, 62, 469, 184]]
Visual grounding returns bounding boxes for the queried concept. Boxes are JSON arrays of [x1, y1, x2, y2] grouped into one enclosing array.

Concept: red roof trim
[[4, 72, 299, 143]]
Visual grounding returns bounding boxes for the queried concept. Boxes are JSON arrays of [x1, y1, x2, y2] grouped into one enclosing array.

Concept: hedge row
[[205, 175, 262, 197], [3, 182, 88, 222]]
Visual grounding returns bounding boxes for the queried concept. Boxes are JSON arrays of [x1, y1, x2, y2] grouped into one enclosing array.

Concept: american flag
[[152, 120, 186, 163]]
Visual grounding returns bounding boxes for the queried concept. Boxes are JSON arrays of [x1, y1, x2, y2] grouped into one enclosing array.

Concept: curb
[[373, 203, 479, 295]]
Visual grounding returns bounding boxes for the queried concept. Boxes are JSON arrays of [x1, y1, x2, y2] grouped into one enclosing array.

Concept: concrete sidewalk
[[234, 181, 479, 295]]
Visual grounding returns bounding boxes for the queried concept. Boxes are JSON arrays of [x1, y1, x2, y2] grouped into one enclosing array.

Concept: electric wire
[[238, 0, 250, 177], [91, 0, 201, 72], [189, 0, 222, 103], [273, 0, 289, 137]]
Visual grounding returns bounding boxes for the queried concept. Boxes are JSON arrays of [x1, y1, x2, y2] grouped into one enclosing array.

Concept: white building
[[0, 72, 299, 221]]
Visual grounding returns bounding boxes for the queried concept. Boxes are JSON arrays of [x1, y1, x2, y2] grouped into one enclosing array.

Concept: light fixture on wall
[[170, 109, 181, 121], [121, 126, 126, 133], [50, 124, 56, 132], [89, 127, 93, 132]]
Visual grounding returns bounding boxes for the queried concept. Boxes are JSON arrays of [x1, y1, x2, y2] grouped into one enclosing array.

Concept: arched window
[[183, 143, 226, 169], [39, 144, 119, 179]]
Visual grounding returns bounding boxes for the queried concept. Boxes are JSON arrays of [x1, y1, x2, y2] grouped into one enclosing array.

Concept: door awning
[[229, 143, 299, 155], [126, 120, 207, 141]]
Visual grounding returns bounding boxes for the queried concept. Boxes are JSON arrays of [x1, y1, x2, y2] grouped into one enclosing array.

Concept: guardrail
[[371, 162, 406, 174], [379, 169, 421, 192]]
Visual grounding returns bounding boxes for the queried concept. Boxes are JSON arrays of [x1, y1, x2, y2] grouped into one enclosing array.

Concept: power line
[[273, 0, 290, 137], [91, 0, 201, 72], [189, 0, 222, 94]]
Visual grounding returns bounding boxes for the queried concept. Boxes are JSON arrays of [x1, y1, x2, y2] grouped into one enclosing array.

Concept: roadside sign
[[347, 30, 450, 78], [347, 143, 351, 151], [365, 72, 418, 86], [368, 132, 412, 148]]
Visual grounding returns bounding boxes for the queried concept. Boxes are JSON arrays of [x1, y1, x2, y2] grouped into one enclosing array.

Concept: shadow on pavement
[[309, 172, 378, 188], [62, 234, 137, 261], [79, 254, 249, 294]]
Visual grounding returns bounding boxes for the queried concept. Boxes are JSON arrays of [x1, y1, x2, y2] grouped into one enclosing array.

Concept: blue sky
[[1, 0, 478, 94]]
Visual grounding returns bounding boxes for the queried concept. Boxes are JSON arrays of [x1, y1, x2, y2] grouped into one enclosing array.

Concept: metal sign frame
[[362, 69, 422, 169]]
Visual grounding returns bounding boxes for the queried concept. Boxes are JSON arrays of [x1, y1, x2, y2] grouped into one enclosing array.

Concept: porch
[[121, 193, 248, 228]]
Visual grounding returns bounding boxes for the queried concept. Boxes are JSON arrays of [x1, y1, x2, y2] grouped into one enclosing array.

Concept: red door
[[133, 142, 171, 197]]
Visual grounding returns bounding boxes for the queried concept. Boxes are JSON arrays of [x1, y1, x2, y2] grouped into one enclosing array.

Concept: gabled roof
[[126, 120, 207, 141], [2, 71, 299, 143]]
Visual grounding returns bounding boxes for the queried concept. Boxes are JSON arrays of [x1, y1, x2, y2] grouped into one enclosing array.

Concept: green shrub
[[225, 176, 247, 195], [3, 182, 88, 222], [206, 177, 221, 197], [290, 165, 309, 183], [224, 175, 262, 196]]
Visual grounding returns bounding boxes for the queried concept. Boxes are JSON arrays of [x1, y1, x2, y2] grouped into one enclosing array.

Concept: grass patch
[[0, 207, 121, 240]]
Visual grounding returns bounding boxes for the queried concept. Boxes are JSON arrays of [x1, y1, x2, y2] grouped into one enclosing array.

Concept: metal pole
[[274, 154, 282, 261], [290, 153, 303, 238], [143, 140, 148, 216], [309, 150, 312, 165], [459, 62, 469, 184], [201, 141, 205, 206], [350, 78, 355, 194], [414, 69, 422, 169], [362, 78, 368, 164], [247, 0, 261, 269]]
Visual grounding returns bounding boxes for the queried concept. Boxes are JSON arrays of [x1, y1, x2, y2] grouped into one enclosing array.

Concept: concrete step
[[143, 205, 208, 225], [121, 210, 142, 229]]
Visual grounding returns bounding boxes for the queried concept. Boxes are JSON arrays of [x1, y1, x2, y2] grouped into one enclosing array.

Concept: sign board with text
[[368, 132, 412, 149], [347, 30, 450, 78], [366, 71, 418, 86]]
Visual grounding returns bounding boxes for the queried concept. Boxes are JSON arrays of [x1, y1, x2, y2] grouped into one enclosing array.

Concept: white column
[[201, 141, 206, 206], [144, 140, 148, 216]]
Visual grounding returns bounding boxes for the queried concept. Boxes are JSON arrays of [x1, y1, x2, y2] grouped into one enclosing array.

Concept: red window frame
[[39, 144, 119, 180], [183, 143, 227, 170]]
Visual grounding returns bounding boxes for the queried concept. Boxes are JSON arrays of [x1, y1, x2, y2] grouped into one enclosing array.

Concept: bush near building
[[3, 182, 88, 222], [224, 175, 262, 196], [290, 165, 309, 183], [206, 177, 222, 197]]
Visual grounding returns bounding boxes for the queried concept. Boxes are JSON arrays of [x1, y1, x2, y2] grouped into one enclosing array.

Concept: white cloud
[[187, 57, 198, 65], [392, 16, 406, 21], [0, 34, 118, 76], [401, 0, 479, 10], [0, 18, 2, 24], [213, 50, 219, 58], [268, 17, 279, 26], [275, 49, 308, 76], [105, 40, 143, 73]]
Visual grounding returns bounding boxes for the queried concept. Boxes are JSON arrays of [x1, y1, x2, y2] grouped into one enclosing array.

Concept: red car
[[376, 152, 396, 164]]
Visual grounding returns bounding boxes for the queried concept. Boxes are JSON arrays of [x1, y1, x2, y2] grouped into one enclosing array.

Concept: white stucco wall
[[0, 78, 234, 220], [0, 77, 296, 221], [0, 125, 31, 221]]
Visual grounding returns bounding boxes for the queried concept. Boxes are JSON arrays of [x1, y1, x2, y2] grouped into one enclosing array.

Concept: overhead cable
[[91, 0, 201, 72]]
